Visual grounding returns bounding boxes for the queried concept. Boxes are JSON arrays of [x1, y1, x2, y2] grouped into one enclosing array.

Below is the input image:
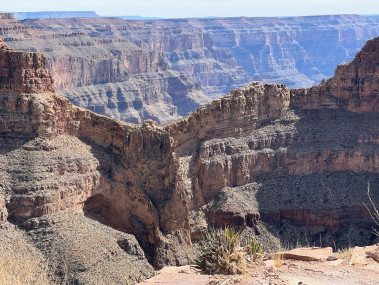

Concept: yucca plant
[[195, 227, 246, 275], [244, 238, 265, 261]]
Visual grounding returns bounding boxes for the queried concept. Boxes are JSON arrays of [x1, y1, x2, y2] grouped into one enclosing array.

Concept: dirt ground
[[141, 246, 379, 285]]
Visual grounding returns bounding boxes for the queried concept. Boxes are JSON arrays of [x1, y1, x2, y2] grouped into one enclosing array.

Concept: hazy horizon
[[2, 0, 379, 19]]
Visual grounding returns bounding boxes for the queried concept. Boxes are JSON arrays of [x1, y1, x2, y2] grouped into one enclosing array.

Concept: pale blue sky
[[3, 0, 379, 18]]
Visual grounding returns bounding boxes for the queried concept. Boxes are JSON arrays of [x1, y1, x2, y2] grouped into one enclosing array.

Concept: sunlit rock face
[[166, 37, 379, 248], [0, 40, 193, 284], [3, 14, 379, 124]]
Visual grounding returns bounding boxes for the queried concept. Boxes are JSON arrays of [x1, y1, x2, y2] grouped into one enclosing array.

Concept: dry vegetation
[[0, 246, 50, 285], [195, 227, 265, 275], [363, 183, 379, 236]]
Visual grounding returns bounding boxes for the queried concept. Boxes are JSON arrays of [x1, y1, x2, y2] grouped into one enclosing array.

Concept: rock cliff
[[0, 41, 192, 283], [3, 14, 378, 124], [1, 23, 379, 284], [1, 14, 209, 124], [291, 36, 379, 112], [0, 39, 54, 93], [166, 36, 379, 248]]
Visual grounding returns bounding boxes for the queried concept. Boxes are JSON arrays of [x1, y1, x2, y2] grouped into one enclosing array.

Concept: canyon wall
[[0, 14, 210, 124], [0, 41, 193, 283], [1, 17, 379, 283], [166, 36, 379, 247], [8, 14, 378, 124]]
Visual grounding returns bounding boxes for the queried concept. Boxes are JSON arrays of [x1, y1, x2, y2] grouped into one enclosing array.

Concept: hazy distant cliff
[[21, 14, 379, 104], [0, 30, 379, 283], [2, 13, 379, 125], [166, 36, 379, 247], [0, 14, 210, 124]]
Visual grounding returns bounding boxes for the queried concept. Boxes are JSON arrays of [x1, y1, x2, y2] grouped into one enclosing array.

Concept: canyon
[[0, 14, 378, 284], [1, 13, 379, 124]]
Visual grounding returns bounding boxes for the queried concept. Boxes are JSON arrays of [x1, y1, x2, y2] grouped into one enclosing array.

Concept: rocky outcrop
[[0, 40, 193, 282], [1, 14, 210, 123], [0, 43, 54, 93], [166, 82, 290, 153], [291, 37, 379, 112], [165, 36, 379, 248]]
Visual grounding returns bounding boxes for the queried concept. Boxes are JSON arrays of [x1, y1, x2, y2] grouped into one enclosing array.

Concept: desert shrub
[[244, 238, 265, 261], [363, 183, 379, 236], [195, 227, 246, 275]]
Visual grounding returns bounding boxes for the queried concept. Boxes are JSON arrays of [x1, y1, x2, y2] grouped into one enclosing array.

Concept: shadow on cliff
[[78, 136, 173, 268], [0, 136, 36, 155], [254, 108, 379, 249]]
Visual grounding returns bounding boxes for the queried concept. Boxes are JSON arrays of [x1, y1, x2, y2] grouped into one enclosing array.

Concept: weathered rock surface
[[25, 15, 379, 96], [3, 13, 377, 124], [22, 16, 251, 99], [1, 14, 209, 123], [1, 20, 379, 284], [0, 40, 54, 93], [350, 243, 379, 265], [0, 41, 193, 282], [275, 247, 333, 261], [179, 15, 379, 88], [166, 36, 379, 249], [291, 36, 379, 112], [141, 245, 379, 285]]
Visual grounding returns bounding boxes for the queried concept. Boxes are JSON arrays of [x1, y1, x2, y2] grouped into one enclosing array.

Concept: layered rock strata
[[3, 14, 378, 124], [166, 36, 379, 247], [0, 39, 54, 93], [1, 29, 379, 283], [0, 42, 192, 283], [1, 14, 209, 124]]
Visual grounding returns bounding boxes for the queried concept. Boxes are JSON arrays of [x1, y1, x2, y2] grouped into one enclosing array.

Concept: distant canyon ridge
[[0, 12, 379, 282], [1, 13, 379, 124]]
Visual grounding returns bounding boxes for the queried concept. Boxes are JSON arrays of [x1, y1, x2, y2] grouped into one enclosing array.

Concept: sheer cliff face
[[291, 37, 379, 112], [1, 23, 379, 284], [181, 15, 379, 88], [166, 36, 379, 248], [21, 17, 251, 99], [0, 42, 192, 282], [1, 15, 210, 124], [0, 41, 54, 93], [17, 14, 379, 115]]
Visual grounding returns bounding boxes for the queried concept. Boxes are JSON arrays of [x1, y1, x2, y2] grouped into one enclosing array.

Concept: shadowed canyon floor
[[0, 29, 379, 284]]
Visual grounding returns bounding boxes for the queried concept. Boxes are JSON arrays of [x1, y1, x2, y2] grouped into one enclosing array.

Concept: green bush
[[244, 238, 265, 261], [195, 228, 246, 275]]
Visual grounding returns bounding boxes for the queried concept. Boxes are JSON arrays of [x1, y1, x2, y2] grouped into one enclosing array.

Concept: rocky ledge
[[166, 36, 379, 248], [0, 40, 192, 284], [0, 35, 379, 283], [0, 40, 54, 93]]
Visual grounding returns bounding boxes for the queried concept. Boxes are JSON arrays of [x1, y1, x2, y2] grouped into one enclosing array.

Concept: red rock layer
[[0, 40, 192, 267], [0, 42, 54, 93], [291, 37, 379, 112], [166, 36, 379, 240]]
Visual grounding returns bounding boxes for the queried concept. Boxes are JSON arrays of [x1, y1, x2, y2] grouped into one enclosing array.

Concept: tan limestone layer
[[166, 82, 290, 153], [0, 44, 54, 93]]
